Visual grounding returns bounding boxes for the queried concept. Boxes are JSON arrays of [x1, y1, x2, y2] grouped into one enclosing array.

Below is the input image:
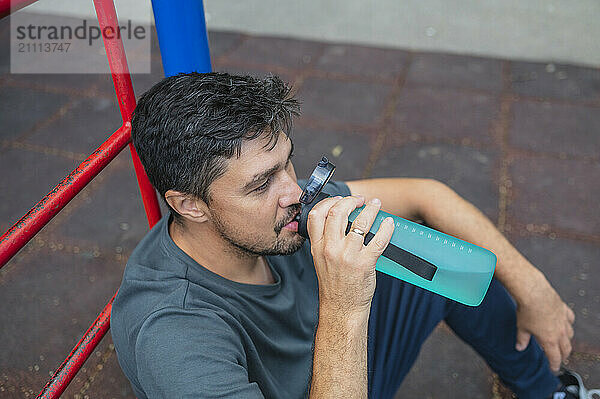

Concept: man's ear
[[164, 190, 210, 223]]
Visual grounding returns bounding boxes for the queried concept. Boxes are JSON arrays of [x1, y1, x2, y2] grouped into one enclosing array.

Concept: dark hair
[[131, 72, 301, 226]]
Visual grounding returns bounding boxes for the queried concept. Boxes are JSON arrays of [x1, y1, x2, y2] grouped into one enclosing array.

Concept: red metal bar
[[128, 142, 161, 227], [94, 0, 136, 122], [31, 1, 162, 396], [0, 123, 132, 268], [94, 0, 162, 228], [0, 0, 161, 269], [37, 293, 116, 399], [0, 0, 162, 395], [0, 0, 39, 19]]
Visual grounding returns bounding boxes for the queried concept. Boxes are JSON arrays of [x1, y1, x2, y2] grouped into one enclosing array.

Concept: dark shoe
[[548, 368, 600, 399]]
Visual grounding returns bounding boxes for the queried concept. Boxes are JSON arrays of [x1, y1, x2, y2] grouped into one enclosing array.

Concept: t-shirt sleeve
[[135, 308, 264, 399], [297, 179, 351, 197]]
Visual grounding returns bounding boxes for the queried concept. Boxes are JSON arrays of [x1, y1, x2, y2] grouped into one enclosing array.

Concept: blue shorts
[[367, 274, 559, 399]]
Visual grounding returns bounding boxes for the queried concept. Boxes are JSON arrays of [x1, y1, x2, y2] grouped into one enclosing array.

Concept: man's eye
[[255, 176, 273, 193]]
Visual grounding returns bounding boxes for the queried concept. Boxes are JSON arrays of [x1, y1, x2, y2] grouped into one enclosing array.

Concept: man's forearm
[[309, 306, 370, 398], [417, 181, 546, 304]]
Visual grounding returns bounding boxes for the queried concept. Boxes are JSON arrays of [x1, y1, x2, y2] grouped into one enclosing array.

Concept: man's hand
[[307, 195, 395, 314], [307, 195, 394, 399], [514, 273, 575, 372]]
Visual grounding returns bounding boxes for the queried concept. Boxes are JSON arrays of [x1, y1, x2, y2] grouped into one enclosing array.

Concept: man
[[111, 72, 586, 398]]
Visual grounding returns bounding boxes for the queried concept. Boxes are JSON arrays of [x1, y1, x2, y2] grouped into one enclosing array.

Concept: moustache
[[275, 204, 302, 233]]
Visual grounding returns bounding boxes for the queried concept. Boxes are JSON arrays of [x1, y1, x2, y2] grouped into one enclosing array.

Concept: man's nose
[[278, 174, 303, 209]]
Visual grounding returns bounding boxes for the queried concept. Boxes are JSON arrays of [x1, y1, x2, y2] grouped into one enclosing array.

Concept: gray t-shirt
[[111, 180, 351, 399]]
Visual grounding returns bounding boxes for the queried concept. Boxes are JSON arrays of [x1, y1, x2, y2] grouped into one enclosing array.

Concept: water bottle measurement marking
[[393, 220, 472, 254]]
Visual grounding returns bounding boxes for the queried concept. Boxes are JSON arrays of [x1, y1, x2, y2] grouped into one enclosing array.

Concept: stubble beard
[[211, 205, 305, 258]]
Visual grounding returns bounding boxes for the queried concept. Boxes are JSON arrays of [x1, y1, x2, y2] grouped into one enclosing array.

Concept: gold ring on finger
[[350, 227, 366, 237]]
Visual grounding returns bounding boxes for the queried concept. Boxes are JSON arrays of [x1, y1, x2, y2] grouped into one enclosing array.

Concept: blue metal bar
[[151, 0, 213, 76]]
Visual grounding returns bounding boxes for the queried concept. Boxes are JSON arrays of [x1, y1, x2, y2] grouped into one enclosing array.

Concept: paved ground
[[25, 0, 600, 68], [1, 14, 599, 399]]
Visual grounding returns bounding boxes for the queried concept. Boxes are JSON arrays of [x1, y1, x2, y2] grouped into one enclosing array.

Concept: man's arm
[[345, 178, 575, 371], [307, 195, 394, 398], [310, 306, 370, 398]]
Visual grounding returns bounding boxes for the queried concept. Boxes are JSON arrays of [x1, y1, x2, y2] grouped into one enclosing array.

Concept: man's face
[[206, 131, 305, 257]]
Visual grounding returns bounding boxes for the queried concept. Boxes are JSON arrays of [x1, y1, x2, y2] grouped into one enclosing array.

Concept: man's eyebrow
[[242, 141, 294, 192]]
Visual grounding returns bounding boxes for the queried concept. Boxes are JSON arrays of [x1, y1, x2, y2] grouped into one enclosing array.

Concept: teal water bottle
[[295, 157, 496, 306], [346, 206, 496, 306]]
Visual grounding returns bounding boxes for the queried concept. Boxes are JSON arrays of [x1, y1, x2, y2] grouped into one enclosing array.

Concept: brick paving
[[1, 12, 599, 399]]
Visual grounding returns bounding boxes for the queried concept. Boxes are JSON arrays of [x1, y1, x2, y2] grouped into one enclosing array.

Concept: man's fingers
[[515, 329, 531, 352], [323, 196, 364, 240], [365, 217, 395, 259], [559, 331, 573, 361], [566, 322, 574, 339], [307, 196, 343, 241], [544, 344, 562, 372], [346, 198, 382, 250], [566, 305, 575, 324]]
